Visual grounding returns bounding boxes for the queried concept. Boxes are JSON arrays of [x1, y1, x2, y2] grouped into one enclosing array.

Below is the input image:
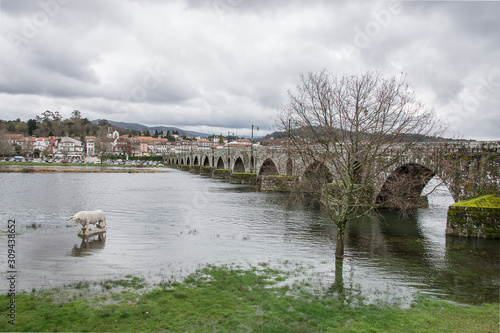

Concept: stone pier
[[446, 195, 500, 238]]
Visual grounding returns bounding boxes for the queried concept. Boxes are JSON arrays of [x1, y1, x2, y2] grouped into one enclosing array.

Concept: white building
[[56, 137, 84, 158], [33, 137, 51, 152], [85, 136, 96, 156]]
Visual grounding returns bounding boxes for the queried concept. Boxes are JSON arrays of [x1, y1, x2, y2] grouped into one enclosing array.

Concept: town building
[[54, 137, 84, 158], [1, 131, 260, 158]]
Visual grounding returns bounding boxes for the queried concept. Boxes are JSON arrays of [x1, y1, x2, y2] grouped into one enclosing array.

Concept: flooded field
[[0, 168, 498, 306]]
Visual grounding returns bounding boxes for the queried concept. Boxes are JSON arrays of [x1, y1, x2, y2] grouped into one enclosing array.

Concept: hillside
[[261, 128, 470, 143], [0, 114, 211, 139], [99, 120, 210, 138]]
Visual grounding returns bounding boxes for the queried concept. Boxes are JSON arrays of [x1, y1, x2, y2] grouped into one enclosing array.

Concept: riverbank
[[0, 165, 166, 173], [1, 266, 497, 332]]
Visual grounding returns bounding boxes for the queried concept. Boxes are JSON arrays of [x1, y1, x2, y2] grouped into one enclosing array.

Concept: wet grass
[[0, 266, 497, 332], [100, 276, 146, 291]]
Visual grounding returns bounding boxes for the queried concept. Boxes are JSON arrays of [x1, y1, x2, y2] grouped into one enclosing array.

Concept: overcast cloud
[[1, 0, 499, 139]]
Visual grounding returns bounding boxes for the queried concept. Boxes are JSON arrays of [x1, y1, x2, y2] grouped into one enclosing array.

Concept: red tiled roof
[[1, 134, 22, 140]]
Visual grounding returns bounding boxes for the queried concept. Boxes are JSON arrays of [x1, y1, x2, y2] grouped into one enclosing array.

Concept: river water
[[0, 168, 498, 306]]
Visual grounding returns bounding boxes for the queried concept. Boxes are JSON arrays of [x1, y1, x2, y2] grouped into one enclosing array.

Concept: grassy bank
[[0, 165, 166, 173], [1, 266, 497, 332], [0, 162, 164, 168]]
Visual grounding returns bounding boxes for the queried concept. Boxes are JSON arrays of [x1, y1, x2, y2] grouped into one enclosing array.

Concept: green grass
[[0, 266, 498, 332]]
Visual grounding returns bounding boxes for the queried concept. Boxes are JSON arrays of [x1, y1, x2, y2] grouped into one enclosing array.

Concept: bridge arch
[[375, 163, 438, 208], [257, 158, 280, 186], [303, 161, 333, 192], [186, 157, 190, 165], [193, 156, 199, 165], [216, 156, 225, 169], [203, 156, 210, 166], [258, 158, 279, 177], [233, 157, 245, 173]]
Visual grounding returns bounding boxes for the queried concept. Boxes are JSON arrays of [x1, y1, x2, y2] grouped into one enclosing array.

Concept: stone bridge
[[165, 141, 500, 203]]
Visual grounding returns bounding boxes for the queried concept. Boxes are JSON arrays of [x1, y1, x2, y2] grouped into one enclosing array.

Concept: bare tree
[[277, 70, 443, 259], [94, 135, 114, 162], [0, 134, 15, 157], [71, 110, 82, 120]]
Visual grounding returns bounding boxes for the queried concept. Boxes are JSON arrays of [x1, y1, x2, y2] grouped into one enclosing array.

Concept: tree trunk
[[328, 256, 345, 296], [335, 219, 347, 258], [334, 257, 344, 292]]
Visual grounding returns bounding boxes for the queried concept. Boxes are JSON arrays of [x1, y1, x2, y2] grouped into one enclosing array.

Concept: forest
[[0, 110, 185, 140], [0, 110, 125, 139]]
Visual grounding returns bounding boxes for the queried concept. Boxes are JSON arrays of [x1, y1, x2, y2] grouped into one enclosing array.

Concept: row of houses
[[88, 134, 256, 156], [1, 133, 85, 158], [1, 132, 258, 158]]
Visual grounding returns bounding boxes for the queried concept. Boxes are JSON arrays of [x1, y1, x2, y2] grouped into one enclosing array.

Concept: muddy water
[[0, 169, 498, 305]]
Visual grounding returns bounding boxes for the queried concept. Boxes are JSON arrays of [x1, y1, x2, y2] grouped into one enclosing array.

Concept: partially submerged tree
[[277, 70, 443, 259]]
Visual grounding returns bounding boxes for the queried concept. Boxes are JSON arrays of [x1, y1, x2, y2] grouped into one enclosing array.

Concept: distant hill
[[93, 120, 210, 138], [261, 128, 470, 143]]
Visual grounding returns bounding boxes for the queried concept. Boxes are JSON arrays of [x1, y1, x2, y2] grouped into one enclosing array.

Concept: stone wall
[[230, 173, 257, 185], [212, 169, 231, 180], [200, 166, 214, 176], [260, 175, 297, 192], [189, 165, 201, 173], [446, 195, 500, 239]]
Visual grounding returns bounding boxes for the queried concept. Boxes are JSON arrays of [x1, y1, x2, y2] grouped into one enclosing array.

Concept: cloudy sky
[[1, 0, 499, 139]]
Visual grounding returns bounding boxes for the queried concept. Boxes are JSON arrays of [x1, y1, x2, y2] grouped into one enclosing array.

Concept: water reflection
[[437, 236, 500, 304], [71, 234, 106, 257], [339, 183, 499, 305]]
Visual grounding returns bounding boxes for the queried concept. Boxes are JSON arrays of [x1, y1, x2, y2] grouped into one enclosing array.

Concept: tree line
[[0, 110, 177, 139], [0, 110, 119, 139]]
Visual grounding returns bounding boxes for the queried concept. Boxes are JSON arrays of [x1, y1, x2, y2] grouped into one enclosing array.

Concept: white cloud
[[1, 0, 499, 139]]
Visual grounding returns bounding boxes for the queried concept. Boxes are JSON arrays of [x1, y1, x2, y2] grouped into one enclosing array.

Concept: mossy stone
[[447, 195, 500, 239]]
